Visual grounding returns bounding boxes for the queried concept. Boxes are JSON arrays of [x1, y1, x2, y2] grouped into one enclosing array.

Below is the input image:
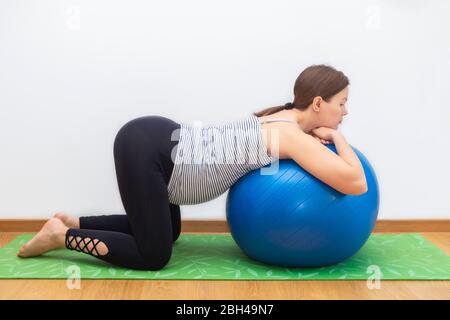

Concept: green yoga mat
[[0, 233, 449, 280]]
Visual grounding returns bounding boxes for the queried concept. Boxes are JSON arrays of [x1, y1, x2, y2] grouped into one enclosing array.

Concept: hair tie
[[284, 102, 294, 110]]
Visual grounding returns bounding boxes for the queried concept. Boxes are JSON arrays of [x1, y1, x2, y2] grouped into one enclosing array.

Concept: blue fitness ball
[[226, 144, 380, 268]]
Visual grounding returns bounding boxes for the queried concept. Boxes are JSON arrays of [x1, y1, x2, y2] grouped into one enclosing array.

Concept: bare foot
[[17, 218, 69, 258], [53, 212, 80, 229]]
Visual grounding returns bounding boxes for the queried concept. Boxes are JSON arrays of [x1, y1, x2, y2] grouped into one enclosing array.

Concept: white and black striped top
[[167, 114, 298, 205]]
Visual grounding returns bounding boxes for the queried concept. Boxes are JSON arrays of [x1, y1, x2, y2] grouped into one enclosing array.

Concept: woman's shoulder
[[255, 112, 302, 133], [255, 112, 303, 159]]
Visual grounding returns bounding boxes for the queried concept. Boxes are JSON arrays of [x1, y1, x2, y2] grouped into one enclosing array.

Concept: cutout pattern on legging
[[65, 235, 102, 256]]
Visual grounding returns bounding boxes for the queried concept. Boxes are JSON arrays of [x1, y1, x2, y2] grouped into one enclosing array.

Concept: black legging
[[64, 115, 181, 270]]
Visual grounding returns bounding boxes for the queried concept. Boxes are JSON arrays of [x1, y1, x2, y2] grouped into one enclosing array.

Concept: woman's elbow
[[346, 178, 368, 196]]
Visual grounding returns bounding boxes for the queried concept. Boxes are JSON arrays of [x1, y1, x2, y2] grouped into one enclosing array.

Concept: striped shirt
[[167, 114, 297, 205]]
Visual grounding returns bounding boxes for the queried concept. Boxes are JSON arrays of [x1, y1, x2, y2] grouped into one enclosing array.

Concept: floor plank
[[0, 232, 448, 300]]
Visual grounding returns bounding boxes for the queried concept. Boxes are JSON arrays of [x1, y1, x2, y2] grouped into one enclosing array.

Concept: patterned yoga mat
[[0, 233, 449, 280]]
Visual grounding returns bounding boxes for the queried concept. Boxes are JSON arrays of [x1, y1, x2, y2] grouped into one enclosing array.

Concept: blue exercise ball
[[226, 144, 380, 268]]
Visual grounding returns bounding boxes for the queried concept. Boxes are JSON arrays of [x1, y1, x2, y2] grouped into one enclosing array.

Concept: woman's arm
[[331, 131, 367, 191], [285, 129, 368, 195]]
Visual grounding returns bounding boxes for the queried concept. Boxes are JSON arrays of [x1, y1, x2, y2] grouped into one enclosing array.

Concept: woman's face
[[316, 86, 349, 129]]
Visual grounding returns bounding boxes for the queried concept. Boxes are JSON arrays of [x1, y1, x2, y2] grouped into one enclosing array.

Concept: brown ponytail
[[253, 64, 350, 117]]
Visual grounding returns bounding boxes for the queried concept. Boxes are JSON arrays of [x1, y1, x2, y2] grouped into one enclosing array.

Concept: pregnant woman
[[17, 64, 366, 271]]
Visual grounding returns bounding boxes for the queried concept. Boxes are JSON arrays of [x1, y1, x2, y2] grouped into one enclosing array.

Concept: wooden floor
[[0, 232, 449, 300]]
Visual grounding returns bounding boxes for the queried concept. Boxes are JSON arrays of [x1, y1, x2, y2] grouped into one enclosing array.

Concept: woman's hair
[[253, 64, 350, 117]]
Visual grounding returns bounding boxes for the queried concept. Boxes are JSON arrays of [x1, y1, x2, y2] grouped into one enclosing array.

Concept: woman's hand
[[312, 135, 332, 144], [310, 127, 339, 144]]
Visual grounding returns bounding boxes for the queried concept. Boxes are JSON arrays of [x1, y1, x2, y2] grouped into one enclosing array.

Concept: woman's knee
[[140, 250, 172, 271]]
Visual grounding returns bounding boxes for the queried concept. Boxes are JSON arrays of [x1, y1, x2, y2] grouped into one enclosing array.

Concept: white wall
[[0, 0, 449, 220]]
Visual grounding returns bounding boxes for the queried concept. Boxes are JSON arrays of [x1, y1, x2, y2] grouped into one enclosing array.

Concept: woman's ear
[[312, 96, 322, 111]]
